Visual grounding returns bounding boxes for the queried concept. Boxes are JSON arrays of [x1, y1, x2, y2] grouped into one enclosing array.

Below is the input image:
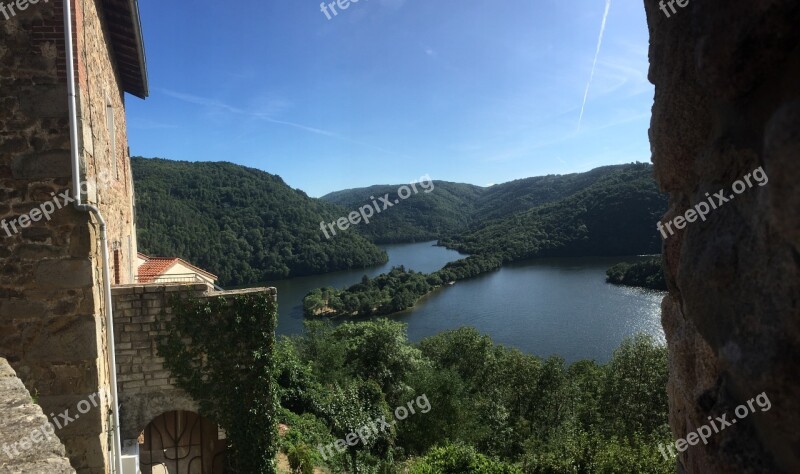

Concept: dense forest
[[606, 257, 667, 291], [439, 163, 666, 259], [131, 158, 387, 286], [323, 181, 484, 243], [324, 163, 666, 255], [133, 159, 666, 289], [276, 319, 672, 473], [304, 255, 503, 318]]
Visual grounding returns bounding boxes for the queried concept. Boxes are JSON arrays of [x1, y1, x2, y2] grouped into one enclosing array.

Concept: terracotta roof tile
[[136, 257, 218, 283], [137, 257, 179, 283]]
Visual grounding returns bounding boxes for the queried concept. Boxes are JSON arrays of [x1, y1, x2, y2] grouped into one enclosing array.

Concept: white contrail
[[577, 0, 612, 132]]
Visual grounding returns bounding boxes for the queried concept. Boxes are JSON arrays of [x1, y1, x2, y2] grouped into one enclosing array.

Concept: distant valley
[[132, 158, 666, 287]]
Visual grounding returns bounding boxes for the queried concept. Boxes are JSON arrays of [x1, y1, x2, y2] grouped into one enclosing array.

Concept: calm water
[[271, 242, 665, 363]]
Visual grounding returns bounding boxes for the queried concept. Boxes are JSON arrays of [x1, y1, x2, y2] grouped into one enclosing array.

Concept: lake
[[271, 242, 665, 363]]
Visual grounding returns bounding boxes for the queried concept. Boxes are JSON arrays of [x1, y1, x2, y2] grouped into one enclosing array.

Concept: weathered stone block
[[11, 151, 72, 179], [25, 316, 100, 362], [0, 298, 46, 318], [34, 259, 93, 288], [21, 225, 54, 242], [17, 86, 68, 118], [14, 244, 67, 260]]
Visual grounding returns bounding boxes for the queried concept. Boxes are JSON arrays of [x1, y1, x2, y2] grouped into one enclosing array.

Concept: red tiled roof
[[177, 260, 219, 281], [137, 257, 179, 283], [136, 256, 219, 283]]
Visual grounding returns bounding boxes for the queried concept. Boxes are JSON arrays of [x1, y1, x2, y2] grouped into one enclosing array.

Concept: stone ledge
[[0, 358, 75, 473], [206, 286, 277, 298], [111, 283, 212, 296]]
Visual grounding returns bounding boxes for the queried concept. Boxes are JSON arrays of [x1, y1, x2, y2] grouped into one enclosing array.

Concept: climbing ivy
[[157, 292, 279, 474]]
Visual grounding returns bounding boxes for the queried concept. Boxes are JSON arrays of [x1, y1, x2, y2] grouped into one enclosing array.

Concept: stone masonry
[[111, 283, 277, 441], [645, 0, 800, 472], [1, 0, 147, 472], [0, 357, 75, 474]]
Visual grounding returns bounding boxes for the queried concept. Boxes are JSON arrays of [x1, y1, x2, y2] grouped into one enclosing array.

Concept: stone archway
[[139, 410, 226, 474]]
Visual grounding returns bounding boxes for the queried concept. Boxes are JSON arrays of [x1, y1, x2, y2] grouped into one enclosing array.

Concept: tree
[[319, 381, 393, 473], [600, 334, 669, 438], [332, 319, 423, 398], [408, 444, 522, 474]]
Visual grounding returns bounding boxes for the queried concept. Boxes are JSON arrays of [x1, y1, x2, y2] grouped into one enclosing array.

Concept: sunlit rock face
[[645, 0, 800, 472], [0, 358, 75, 473]]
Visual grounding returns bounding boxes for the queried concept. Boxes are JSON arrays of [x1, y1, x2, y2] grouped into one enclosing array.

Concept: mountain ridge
[[132, 158, 666, 287]]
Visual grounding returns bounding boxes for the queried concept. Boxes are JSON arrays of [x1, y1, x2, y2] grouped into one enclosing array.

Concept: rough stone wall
[[112, 283, 277, 440], [74, 0, 138, 285], [0, 357, 75, 473], [645, 0, 800, 472], [1, 0, 140, 472]]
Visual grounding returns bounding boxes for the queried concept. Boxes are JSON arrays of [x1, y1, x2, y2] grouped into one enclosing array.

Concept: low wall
[[111, 283, 277, 440]]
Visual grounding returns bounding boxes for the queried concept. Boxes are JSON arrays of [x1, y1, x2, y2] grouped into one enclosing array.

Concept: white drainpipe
[[63, 1, 125, 473]]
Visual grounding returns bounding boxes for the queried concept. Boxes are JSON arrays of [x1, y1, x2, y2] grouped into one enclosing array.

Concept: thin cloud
[[577, 0, 612, 133], [158, 88, 410, 158]]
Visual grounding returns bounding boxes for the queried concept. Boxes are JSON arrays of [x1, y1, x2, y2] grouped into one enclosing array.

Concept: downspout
[[63, 2, 125, 474]]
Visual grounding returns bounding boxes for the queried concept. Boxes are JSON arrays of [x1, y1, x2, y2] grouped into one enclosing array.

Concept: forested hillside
[[472, 165, 632, 221], [133, 159, 665, 288], [322, 181, 484, 243], [441, 163, 666, 259], [132, 158, 387, 286], [606, 257, 667, 290], [323, 163, 666, 257]]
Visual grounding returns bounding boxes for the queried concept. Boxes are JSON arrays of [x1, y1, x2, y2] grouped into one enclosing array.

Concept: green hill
[[133, 159, 665, 288], [131, 158, 387, 286], [441, 163, 666, 259], [324, 163, 666, 258], [321, 181, 484, 243]]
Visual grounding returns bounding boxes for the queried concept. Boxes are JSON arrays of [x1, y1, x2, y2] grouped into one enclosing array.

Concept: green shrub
[[408, 444, 522, 474], [287, 443, 316, 474]]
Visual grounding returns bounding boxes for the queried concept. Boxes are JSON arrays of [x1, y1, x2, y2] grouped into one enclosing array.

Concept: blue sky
[[127, 0, 653, 197]]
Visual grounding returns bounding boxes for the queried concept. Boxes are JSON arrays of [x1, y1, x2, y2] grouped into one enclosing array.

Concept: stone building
[[1, 0, 147, 471]]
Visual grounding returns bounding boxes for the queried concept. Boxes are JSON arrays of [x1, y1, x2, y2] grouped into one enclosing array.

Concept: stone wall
[[1, 0, 141, 472], [74, 0, 139, 285], [0, 357, 75, 473], [111, 283, 277, 441], [645, 0, 800, 472]]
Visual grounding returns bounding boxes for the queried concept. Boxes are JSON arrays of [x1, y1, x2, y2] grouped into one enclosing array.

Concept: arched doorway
[[139, 410, 226, 474]]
